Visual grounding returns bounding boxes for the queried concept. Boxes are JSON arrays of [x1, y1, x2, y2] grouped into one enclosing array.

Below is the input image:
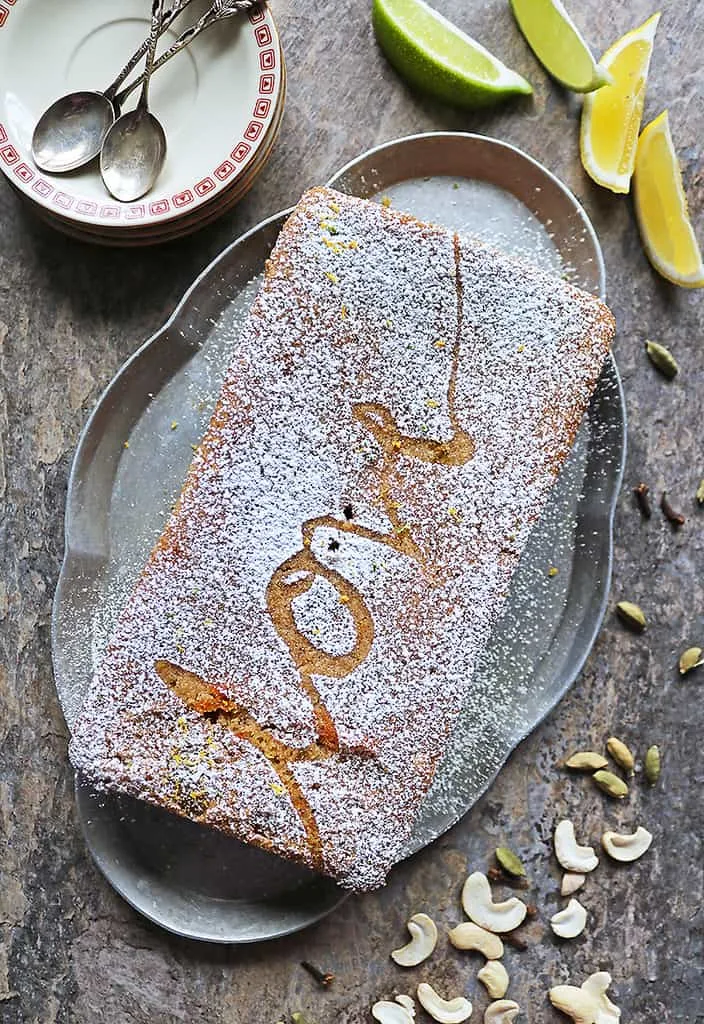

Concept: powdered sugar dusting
[[69, 187, 614, 890]]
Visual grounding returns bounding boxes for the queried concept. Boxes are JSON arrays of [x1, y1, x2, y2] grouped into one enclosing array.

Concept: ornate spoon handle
[[114, 0, 260, 106], [104, 0, 196, 101], [136, 0, 166, 111]]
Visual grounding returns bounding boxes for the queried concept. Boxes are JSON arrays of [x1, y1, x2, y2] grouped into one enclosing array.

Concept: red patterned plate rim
[[0, 2, 283, 227], [25, 87, 285, 246], [25, 70, 286, 241]]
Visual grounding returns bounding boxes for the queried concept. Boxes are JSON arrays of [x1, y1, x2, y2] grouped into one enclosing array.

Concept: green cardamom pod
[[495, 846, 526, 877], [696, 478, 704, 505], [565, 751, 609, 771], [292, 1014, 314, 1024], [679, 646, 703, 675], [645, 340, 679, 379], [616, 600, 646, 632], [644, 745, 661, 785], [606, 736, 635, 775], [593, 770, 629, 799]]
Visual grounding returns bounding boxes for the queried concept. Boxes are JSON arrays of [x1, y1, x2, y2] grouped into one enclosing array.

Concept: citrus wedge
[[372, 0, 532, 107], [580, 12, 660, 193], [634, 111, 704, 288], [510, 0, 610, 93]]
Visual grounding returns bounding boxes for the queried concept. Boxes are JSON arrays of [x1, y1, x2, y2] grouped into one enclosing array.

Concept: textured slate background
[[0, 0, 702, 1021]]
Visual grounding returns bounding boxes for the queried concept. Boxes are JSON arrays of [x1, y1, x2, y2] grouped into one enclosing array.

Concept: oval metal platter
[[52, 133, 626, 942]]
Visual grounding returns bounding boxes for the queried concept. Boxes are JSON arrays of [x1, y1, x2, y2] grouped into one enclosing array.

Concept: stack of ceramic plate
[[0, 0, 285, 245]]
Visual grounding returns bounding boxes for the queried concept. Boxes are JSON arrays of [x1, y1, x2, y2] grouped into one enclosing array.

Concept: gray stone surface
[[0, 1, 702, 1021]]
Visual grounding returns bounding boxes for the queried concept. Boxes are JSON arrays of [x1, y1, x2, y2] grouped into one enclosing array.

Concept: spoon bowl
[[100, 107, 167, 202], [32, 91, 116, 173]]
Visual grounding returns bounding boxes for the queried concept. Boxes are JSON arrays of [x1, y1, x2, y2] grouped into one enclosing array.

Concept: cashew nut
[[461, 872, 527, 933], [601, 826, 652, 863], [372, 1001, 414, 1024], [554, 820, 599, 873], [550, 898, 587, 939], [561, 872, 586, 896], [395, 995, 416, 1017], [448, 922, 504, 959], [484, 1000, 521, 1023], [478, 960, 510, 999], [549, 970, 620, 1024], [581, 972, 620, 1021], [417, 982, 472, 1024], [390, 912, 438, 966]]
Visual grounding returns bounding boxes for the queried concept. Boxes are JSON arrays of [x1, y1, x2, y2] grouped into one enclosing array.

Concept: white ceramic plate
[[20, 68, 286, 245], [0, 0, 283, 227]]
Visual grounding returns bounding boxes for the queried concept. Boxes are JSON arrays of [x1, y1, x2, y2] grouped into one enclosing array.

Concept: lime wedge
[[510, 0, 610, 93], [372, 0, 532, 107]]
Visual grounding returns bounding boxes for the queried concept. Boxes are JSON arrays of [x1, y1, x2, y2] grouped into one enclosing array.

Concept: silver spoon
[[31, 0, 194, 174], [99, 0, 258, 201], [100, 0, 167, 202]]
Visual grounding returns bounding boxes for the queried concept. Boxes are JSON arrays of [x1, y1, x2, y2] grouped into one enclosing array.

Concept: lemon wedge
[[580, 12, 660, 193], [510, 0, 610, 93], [634, 111, 704, 288], [372, 0, 532, 107]]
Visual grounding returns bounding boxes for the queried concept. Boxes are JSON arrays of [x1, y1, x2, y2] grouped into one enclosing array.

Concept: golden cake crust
[[70, 187, 615, 890]]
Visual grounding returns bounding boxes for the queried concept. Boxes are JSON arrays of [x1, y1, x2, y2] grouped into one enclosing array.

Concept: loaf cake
[[69, 186, 615, 891]]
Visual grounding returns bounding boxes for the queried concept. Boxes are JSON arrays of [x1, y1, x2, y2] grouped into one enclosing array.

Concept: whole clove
[[502, 931, 528, 950], [300, 961, 335, 988], [661, 492, 685, 528], [633, 482, 652, 518]]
